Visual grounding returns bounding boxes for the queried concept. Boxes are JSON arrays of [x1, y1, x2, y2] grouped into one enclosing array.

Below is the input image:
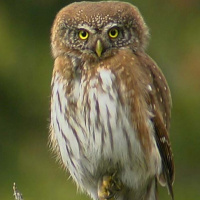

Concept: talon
[[98, 173, 123, 200]]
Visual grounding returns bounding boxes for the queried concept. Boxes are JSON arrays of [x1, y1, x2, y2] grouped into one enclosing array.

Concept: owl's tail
[[117, 178, 157, 200], [143, 178, 158, 200]]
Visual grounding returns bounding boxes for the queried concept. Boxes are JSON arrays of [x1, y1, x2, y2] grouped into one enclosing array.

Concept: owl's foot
[[98, 172, 123, 200]]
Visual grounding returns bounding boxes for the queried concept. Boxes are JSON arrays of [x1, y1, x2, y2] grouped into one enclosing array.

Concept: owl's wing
[[153, 109, 174, 199], [141, 53, 175, 199]]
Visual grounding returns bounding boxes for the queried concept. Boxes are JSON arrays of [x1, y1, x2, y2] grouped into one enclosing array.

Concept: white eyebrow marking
[[77, 24, 96, 33]]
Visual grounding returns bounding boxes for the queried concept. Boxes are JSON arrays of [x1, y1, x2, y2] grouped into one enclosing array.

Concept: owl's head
[[51, 1, 149, 60]]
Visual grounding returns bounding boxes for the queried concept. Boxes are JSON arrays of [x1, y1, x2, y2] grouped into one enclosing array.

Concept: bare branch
[[13, 183, 23, 200]]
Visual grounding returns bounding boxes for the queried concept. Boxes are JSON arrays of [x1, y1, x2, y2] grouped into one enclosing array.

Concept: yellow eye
[[78, 30, 89, 40], [108, 28, 119, 39]]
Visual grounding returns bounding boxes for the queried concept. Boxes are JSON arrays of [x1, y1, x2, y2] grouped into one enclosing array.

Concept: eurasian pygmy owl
[[50, 1, 175, 200]]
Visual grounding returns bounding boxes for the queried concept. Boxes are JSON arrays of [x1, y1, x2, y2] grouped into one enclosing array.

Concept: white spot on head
[[160, 97, 163, 103], [164, 86, 167, 91], [159, 76, 162, 80]]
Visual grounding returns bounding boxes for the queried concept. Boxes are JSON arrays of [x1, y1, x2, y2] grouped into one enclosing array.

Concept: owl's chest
[[69, 68, 128, 124], [64, 69, 140, 158], [52, 70, 156, 187], [70, 68, 127, 111]]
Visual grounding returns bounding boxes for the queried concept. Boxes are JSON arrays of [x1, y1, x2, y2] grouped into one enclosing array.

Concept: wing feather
[[138, 52, 175, 199]]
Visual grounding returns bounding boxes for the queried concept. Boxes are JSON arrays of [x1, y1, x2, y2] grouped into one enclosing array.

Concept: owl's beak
[[95, 40, 103, 57]]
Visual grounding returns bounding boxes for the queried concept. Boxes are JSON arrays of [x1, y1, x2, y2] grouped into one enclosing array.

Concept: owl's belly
[[78, 87, 148, 189], [51, 70, 160, 195]]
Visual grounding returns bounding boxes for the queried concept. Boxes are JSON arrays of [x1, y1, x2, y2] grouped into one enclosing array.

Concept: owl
[[50, 1, 174, 200]]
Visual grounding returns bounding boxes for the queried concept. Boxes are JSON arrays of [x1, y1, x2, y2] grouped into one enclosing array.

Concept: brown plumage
[[50, 1, 174, 200]]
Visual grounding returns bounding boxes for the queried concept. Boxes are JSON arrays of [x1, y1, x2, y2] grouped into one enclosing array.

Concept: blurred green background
[[0, 0, 200, 199]]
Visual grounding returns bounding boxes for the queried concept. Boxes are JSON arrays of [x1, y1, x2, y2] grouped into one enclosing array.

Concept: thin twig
[[13, 182, 24, 200]]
